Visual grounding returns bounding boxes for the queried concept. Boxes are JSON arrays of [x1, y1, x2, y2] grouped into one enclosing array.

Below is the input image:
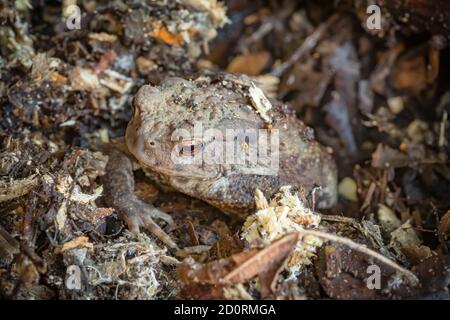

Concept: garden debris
[[0, 174, 39, 202], [438, 211, 450, 248], [248, 84, 272, 123], [0, 225, 19, 265], [177, 233, 299, 299], [57, 236, 94, 254], [183, 0, 229, 26], [150, 23, 197, 46], [1, 0, 450, 301], [338, 177, 358, 202], [59, 231, 170, 300], [377, 204, 401, 233], [226, 51, 271, 76], [70, 67, 100, 91], [315, 242, 438, 300], [241, 188, 322, 277], [389, 221, 422, 264]]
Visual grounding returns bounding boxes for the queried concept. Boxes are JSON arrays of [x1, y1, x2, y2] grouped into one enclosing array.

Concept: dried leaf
[[371, 143, 410, 168], [439, 211, 450, 237], [242, 187, 322, 276], [70, 67, 100, 91], [58, 236, 93, 253], [99, 70, 133, 93], [55, 201, 68, 231], [88, 32, 118, 43], [70, 185, 103, 204], [0, 225, 20, 265], [177, 233, 299, 298], [402, 245, 432, 265], [94, 50, 117, 74], [226, 51, 270, 76], [0, 175, 39, 202], [316, 245, 383, 299], [150, 23, 197, 46], [391, 53, 427, 94]]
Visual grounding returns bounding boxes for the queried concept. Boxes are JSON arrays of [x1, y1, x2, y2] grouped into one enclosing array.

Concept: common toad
[[103, 74, 337, 249]]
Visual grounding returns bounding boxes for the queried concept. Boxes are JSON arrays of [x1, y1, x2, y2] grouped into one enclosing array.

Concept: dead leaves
[[177, 233, 299, 299], [390, 46, 440, 95], [391, 52, 428, 94], [56, 236, 93, 254], [316, 244, 383, 300], [0, 174, 39, 203], [176, 226, 423, 300], [0, 225, 20, 265], [226, 51, 271, 76], [371, 143, 410, 168], [150, 23, 197, 46], [438, 211, 450, 250], [315, 243, 450, 299]]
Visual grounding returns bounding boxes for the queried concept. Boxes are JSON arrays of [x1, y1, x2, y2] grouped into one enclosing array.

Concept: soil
[[0, 0, 449, 300]]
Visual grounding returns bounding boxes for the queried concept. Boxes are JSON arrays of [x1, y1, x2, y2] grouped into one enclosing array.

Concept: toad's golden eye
[[177, 139, 205, 157]]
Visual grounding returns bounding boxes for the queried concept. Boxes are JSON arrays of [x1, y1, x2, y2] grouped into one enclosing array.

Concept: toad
[[103, 74, 337, 249]]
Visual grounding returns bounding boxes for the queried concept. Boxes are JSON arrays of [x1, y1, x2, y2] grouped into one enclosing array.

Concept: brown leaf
[[177, 233, 299, 298], [392, 254, 450, 299], [0, 225, 20, 265], [150, 23, 197, 46], [427, 46, 440, 84], [226, 51, 271, 76], [94, 50, 117, 74], [371, 143, 410, 168], [210, 233, 243, 260], [93, 207, 114, 220], [402, 245, 433, 265], [316, 245, 379, 299], [391, 52, 427, 94], [438, 211, 450, 250], [57, 236, 93, 253], [439, 211, 450, 236], [370, 44, 404, 95], [0, 175, 39, 203]]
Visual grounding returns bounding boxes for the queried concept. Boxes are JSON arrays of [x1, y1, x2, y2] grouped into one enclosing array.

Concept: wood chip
[[249, 84, 272, 123], [0, 175, 39, 203], [58, 236, 93, 253]]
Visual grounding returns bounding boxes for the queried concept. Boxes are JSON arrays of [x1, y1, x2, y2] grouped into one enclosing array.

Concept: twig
[[439, 110, 448, 147], [297, 229, 420, 286], [0, 224, 20, 262], [319, 214, 357, 225], [271, 13, 340, 78]]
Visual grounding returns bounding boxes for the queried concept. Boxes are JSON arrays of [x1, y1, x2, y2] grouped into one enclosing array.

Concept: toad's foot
[[103, 150, 178, 249]]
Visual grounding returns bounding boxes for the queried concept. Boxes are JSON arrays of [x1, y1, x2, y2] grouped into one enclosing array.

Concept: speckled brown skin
[[104, 74, 337, 247]]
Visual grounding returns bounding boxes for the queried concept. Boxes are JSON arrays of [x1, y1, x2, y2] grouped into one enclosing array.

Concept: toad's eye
[[177, 139, 205, 157]]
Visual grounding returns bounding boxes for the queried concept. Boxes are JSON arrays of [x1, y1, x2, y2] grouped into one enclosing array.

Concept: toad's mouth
[[139, 159, 222, 180]]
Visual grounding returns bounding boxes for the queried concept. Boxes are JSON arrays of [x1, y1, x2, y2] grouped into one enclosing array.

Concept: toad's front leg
[[102, 150, 178, 249]]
